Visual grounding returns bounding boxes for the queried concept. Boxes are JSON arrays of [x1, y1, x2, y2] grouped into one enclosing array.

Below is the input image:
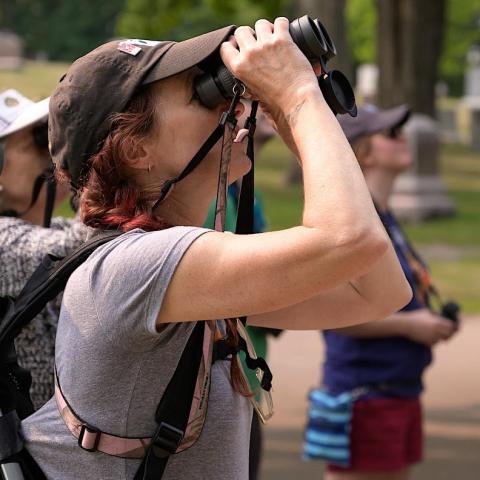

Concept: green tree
[[440, 0, 480, 96], [1, 0, 124, 61], [117, 0, 287, 41], [346, 0, 376, 66], [345, 0, 480, 97]]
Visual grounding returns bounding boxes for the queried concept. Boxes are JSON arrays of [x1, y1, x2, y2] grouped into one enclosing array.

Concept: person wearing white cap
[[0, 89, 87, 409], [304, 105, 458, 480]]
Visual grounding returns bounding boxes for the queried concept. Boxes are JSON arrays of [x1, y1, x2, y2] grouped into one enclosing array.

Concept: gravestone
[[356, 64, 378, 104], [0, 31, 24, 70], [390, 114, 456, 221], [463, 45, 480, 151]]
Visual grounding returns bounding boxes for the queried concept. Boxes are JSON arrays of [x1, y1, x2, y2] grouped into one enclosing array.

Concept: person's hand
[[403, 308, 458, 346], [220, 18, 321, 119]]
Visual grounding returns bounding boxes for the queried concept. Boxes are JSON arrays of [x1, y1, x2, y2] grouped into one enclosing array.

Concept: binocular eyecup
[[194, 15, 357, 117]]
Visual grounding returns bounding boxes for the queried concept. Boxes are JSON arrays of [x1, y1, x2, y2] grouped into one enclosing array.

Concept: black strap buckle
[[152, 422, 184, 456], [78, 423, 101, 452]]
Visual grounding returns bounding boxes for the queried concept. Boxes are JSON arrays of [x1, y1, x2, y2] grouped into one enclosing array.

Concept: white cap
[[0, 89, 49, 141]]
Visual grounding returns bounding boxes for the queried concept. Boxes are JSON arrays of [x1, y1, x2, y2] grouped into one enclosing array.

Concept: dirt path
[[260, 316, 480, 480]]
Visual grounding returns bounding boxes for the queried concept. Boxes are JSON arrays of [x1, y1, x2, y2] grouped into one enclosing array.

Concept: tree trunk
[[286, 0, 352, 185], [377, 0, 446, 116]]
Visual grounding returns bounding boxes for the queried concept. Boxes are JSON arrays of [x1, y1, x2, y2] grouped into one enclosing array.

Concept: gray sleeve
[[88, 226, 211, 347], [0, 217, 87, 297]]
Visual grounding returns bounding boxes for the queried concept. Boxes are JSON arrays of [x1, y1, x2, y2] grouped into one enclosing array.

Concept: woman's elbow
[[338, 225, 389, 266], [376, 278, 413, 320]]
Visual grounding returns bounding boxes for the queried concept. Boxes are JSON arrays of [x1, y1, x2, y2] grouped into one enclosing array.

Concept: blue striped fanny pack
[[303, 387, 366, 467]]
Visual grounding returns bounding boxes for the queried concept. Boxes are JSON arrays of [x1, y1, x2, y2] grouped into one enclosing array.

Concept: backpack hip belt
[[54, 376, 151, 458], [53, 319, 217, 462]]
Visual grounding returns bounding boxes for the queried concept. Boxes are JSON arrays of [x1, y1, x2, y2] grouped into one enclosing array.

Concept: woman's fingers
[[255, 19, 274, 41], [273, 17, 290, 38], [220, 40, 239, 67], [234, 26, 256, 49]]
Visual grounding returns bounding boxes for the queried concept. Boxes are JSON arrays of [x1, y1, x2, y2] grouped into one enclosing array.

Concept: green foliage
[[345, 0, 376, 66], [345, 0, 480, 96], [116, 0, 288, 41], [440, 0, 480, 96], [1, 0, 124, 61]]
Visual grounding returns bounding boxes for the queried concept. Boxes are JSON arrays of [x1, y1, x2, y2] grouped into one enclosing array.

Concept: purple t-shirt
[[322, 210, 432, 398]]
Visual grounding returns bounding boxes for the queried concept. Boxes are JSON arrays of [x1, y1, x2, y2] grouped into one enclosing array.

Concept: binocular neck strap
[[0, 164, 56, 228], [151, 90, 243, 211], [235, 100, 258, 235], [234, 101, 259, 328], [43, 173, 57, 228]]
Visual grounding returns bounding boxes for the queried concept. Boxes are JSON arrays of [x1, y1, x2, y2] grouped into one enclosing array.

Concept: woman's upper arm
[[247, 282, 381, 331], [158, 225, 386, 325]]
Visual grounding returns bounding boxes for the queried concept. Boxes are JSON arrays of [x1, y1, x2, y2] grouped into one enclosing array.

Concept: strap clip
[[152, 422, 184, 456], [78, 423, 101, 452]]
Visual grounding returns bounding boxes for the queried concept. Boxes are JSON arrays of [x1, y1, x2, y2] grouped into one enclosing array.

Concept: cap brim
[[143, 25, 236, 84], [368, 104, 411, 134], [0, 97, 49, 140]]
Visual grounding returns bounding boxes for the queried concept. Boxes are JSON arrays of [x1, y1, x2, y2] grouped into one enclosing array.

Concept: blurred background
[[0, 0, 479, 478]]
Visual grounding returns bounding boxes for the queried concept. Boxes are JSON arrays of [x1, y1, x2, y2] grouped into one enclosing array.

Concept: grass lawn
[[0, 61, 69, 100], [3, 61, 479, 313]]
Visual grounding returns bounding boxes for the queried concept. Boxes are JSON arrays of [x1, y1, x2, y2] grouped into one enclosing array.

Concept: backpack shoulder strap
[[0, 230, 122, 346]]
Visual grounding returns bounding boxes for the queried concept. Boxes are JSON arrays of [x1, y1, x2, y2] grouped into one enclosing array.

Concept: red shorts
[[328, 397, 423, 473]]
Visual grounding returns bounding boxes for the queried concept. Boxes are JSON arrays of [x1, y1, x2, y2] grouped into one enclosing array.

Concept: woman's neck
[[363, 168, 397, 213], [154, 181, 215, 227]]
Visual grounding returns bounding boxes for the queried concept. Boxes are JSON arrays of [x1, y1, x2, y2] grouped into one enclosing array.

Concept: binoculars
[[194, 15, 357, 117], [441, 301, 460, 323]]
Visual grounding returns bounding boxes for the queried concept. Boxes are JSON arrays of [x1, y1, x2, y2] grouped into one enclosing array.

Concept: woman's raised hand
[[220, 18, 320, 117]]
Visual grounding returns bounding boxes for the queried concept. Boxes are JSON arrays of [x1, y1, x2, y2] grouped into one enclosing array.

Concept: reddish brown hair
[[57, 85, 251, 396], [77, 85, 170, 232]]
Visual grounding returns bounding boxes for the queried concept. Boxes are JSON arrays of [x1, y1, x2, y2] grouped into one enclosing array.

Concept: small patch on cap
[[118, 41, 142, 56]]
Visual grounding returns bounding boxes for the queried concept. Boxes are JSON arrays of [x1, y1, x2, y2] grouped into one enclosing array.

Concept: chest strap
[[54, 374, 151, 458]]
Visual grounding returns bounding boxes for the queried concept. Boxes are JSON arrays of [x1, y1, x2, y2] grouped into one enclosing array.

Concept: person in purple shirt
[[320, 105, 459, 480]]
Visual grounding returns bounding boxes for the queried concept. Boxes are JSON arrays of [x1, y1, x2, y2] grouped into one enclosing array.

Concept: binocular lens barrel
[[193, 15, 356, 117], [314, 19, 337, 61], [289, 16, 330, 60]]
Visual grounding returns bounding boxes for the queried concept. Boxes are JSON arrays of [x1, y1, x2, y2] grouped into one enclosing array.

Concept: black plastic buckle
[[152, 422, 184, 456], [78, 423, 101, 452]]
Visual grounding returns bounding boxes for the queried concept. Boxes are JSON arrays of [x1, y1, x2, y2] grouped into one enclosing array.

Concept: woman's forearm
[[328, 313, 413, 338], [286, 87, 385, 242]]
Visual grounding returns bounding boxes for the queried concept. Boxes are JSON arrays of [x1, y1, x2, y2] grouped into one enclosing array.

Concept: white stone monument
[[356, 64, 379, 104], [463, 45, 480, 151], [390, 114, 456, 221]]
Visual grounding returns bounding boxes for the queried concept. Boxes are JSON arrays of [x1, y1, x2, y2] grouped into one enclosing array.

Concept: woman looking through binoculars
[[21, 18, 411, 479]]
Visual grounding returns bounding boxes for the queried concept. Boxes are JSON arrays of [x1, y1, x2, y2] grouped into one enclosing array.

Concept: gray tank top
[[22, 226, 252, 479]]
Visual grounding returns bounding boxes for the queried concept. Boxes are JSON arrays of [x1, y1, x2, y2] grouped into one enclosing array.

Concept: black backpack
[[0, 231, 211, 480]]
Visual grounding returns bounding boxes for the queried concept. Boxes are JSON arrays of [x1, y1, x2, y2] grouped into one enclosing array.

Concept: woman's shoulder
[[85, 225, 212, 286], [94, 226, 211, 257]]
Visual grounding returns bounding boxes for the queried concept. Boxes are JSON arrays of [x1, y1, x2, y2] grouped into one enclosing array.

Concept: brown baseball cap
[[49, 26, 236, 188], [337, 104, 410, 144]]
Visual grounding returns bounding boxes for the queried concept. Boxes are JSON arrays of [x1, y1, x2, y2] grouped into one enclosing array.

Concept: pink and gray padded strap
[[54, 371, 151, 458]]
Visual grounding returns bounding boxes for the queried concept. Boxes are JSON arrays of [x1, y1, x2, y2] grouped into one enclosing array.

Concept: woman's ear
[[123, 138, 151, 171], [352, 136, 374, 169]]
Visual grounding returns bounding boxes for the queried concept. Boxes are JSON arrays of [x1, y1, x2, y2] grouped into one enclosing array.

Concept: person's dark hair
[[56, 83, 251, 395]]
